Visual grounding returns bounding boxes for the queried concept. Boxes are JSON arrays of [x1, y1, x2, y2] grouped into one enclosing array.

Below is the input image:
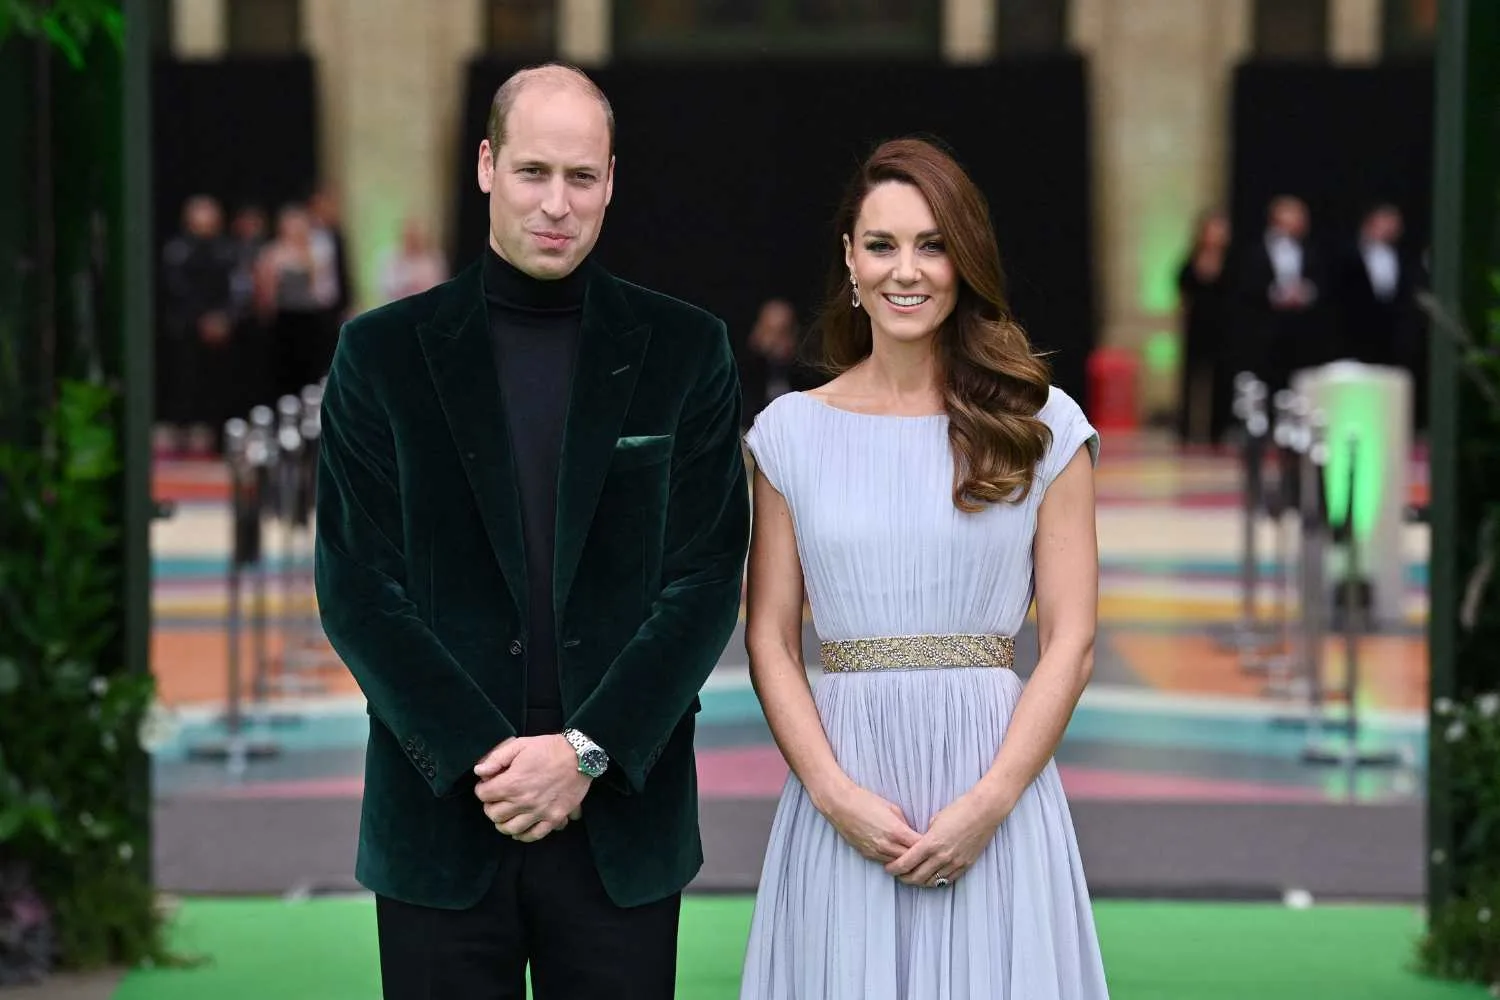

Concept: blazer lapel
[[416, 262, 528, 618], [554, 265, 651, 609]]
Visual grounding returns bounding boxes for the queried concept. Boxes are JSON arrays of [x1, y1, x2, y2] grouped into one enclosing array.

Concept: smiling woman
[[814, 137, 1055, 511], [738, 135, 1105, 999]]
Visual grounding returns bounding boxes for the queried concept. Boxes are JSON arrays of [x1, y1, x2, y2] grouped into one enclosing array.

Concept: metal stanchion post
[[1302, 435, 1407, 776], [185, 418, 279, 774], [1299, 412, 1333, 737], [297, 382, 322, 537], [277, 394, 301, 646], [269, 390, 328, 696], [1251, 389, 1302, 687], [295, 383, 328, 666], [1216, 373, 1277, 653], [247, 406, 275, 712], [1268, 402, 1336, 731]]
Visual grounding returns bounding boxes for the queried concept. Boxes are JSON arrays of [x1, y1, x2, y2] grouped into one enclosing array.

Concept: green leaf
[[32, 799, 61, 842], [0, 657, 20, 695], [2, 1, 42, 39], [51, 658, 92, 694], [41, 13, 85, 68], [96, 4, 122, 49]]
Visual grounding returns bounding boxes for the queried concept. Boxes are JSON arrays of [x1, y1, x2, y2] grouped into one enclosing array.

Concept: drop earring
[[850, 273, 861, 309]]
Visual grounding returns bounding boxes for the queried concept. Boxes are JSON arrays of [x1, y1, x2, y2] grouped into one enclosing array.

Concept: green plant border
[[0, 0, 183, 977], [0, 0, 123, 69], [1415, 694, 1500, 988]]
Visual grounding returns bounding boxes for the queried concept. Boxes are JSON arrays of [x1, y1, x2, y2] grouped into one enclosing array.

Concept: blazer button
[[509, 640, 523, 656]]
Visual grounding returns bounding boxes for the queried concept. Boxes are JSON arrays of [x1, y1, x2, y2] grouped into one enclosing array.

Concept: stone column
[[171, 0, 226, 58], [301, 0, 483, 312], [558, 0, 611, 65], [1329, 0, 1383, 64], [942, 0, 995, 63], [1069, 0, 1251, 416]]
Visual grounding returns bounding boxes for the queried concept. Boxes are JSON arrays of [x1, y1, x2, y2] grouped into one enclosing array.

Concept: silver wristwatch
[[563, 728, 609, 778]]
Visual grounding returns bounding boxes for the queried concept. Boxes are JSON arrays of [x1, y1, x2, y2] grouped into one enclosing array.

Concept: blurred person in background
[[378, 216, 448, 303], [1231, 195, 1329, 396], [1333, 203, 1413, 367], [255, 203, 335, 399], [314, 61, 748, 999], [157, 194, 239, 455], [224, 204, 271, 417], [308, 185, 352, 321], [1334, 202, 1428, 432], [227, 205, 268, 316], [739, 297, 821, 427], [1174, 208, 1234, 445]]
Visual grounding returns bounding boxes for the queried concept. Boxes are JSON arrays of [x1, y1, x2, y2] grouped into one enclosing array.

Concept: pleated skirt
[[738, 665, 1111, 999]]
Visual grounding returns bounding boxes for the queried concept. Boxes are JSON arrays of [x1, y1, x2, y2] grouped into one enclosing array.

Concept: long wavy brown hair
[[814, 137, 1053, 511]]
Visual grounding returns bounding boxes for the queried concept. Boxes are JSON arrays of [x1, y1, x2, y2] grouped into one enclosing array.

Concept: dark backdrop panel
[[151, 55, 318, 245], [1230, 59, 1435, 258], [455, 57, 1096, 402]]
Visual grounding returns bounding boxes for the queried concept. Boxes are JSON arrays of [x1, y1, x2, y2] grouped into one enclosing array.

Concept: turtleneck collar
[[482, 243, 588, 314]]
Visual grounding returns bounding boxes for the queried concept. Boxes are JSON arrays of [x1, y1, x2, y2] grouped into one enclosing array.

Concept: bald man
[[1230, 195, 1331, 394], [315, 62, 749, 998]]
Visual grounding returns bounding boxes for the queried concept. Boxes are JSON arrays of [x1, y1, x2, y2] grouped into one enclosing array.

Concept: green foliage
[[1417, 151, 1500, 986], [0, 379, 170, 970], [0, 0, 122, 68], [1416, 872, 1500, 990], [0, 0, 173, 976], [1417, 694, 1500, 991]]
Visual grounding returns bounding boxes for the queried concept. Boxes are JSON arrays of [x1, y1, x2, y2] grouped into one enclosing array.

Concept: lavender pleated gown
[[738, 387, 1110, 1000]]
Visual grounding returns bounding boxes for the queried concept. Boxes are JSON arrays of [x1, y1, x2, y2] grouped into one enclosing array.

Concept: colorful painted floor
[[145, 432, 1432, 899]]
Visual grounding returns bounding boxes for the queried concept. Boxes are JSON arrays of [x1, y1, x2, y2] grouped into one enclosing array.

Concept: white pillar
[[172, 0, 226, 58], [301, 0, 484, 311], [943, 0, 995, 63], [558, 0, 611, 65], [1330, 0, 1382, 64], [1069, 0, 1252, 414]]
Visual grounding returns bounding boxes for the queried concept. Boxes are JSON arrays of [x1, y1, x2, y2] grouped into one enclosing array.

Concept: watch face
[[580, 747, 608, 776]]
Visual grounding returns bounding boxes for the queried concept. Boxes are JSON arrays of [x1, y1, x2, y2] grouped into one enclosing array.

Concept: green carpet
[[112, 896, 1488, 999]]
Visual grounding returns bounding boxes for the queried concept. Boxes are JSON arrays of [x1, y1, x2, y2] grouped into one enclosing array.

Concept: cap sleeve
[[1036, 386, 1100, 499], [743, 397, 789, 496]]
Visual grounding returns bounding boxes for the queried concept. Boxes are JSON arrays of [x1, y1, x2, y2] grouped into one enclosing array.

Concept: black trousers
[[375, 814, 680, 999]]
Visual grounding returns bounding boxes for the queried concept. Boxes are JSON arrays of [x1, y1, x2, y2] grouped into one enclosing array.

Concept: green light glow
[[350, 188, 408, 314], [1318, 383, 1388, 542], [1143, 330, 1178, 374], [1139, 204, 1190, 315]]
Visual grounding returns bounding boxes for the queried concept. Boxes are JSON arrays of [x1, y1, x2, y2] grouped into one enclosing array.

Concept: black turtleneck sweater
[[482, 246, 586, 733]]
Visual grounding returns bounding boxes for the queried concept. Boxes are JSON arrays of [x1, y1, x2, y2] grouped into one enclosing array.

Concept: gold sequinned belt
[[819, 633, 1016, 673]]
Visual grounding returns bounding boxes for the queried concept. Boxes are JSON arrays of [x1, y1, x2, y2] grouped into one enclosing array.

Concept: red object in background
[[1087, 347, 1139, 431]]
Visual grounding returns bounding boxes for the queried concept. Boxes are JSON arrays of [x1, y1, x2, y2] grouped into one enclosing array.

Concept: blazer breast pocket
[[611, 433, 673, 471]]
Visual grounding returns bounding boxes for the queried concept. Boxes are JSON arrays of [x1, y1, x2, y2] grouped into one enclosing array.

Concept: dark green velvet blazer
[[313, 255, 750, 910]]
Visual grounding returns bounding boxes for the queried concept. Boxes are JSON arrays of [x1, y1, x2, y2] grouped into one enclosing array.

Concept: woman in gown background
[[738, 138, 1110, 999], [1174, 209, 1234, 446], [254, 204, 337, 400]]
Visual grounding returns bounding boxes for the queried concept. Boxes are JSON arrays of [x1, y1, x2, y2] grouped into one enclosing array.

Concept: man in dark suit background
[[314, 62, 750, 999], [1334, 203, 1428, 431], [1334, 204, 1418, 365], [737, 297, 824, 428], [1231, 195, 1331, 394]]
